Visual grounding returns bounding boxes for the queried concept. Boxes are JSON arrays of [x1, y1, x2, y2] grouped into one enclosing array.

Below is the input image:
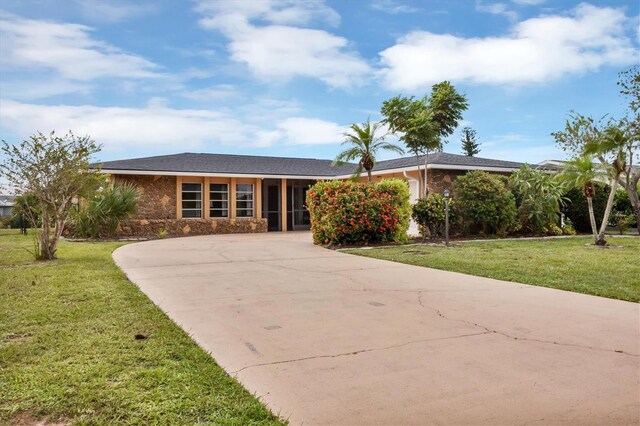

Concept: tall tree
[[381, 81, 468, 197], [332, 118, 404, 182], [616, 66, 640, 232], [0, 131, 102, 260], [553, 115, 631, 245], [461, 127, 480, 156]]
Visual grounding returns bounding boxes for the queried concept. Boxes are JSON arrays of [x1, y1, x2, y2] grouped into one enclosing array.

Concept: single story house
[[97, 152, 523, 237]]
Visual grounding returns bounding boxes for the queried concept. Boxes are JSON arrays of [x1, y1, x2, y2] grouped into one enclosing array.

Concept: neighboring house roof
[[96, 152, 525, 178], [0, 195, 15, 207], [374, 152, 523, 173]]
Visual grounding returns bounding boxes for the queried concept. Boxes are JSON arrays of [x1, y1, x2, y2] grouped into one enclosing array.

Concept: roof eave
[[332, 163, 523, 179], [99, 168, 338, 180]]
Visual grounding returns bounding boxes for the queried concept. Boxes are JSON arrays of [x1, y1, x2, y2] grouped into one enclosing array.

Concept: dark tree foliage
[[461, 127, 480, 156], [562, 184, 610, 233]]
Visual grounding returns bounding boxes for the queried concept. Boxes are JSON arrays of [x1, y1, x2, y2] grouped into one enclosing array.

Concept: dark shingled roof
[[375, 152, 523, 171], [97, 152, 356, 177], [96, 151, 524, 177]]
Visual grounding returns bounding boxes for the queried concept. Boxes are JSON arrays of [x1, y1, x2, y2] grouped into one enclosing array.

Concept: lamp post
[[443, 189, 450, 247]]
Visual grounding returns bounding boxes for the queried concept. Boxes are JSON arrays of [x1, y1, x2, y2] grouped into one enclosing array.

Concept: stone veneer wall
[[116, 218, 268, 237], [426, 169, 466, 194], [114, 174, 177, 219], [112, 174, 268, 237]]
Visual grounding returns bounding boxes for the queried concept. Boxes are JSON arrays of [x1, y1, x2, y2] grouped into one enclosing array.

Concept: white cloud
[[0, 99, 346, 152], [194, 0, 370, 88], [181, 85, 240, 102], [512, 0, 547, 5], [196, 0, 340, 28], [371, 0, 419, 14], [277, 117, 346, 145], [74, 0, 156, 23], [379, 3, 638, 90], [0, 14, 161, 82], [255, 117, 346, 147], [475, 1, 518, 21]]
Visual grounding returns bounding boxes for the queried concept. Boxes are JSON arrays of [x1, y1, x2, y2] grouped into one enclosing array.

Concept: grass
[[344, 236, 640, 303], [0, 229, 283, 425]]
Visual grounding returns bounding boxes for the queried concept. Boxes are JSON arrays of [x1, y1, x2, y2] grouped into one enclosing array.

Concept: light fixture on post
[[443, 189, 450, 247]]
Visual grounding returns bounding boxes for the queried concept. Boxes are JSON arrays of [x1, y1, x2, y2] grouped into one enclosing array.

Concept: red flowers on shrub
[[306, 179, 411, 246]]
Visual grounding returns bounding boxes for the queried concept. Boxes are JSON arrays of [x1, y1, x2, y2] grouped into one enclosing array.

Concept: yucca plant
[[72, 182, 140, 238]]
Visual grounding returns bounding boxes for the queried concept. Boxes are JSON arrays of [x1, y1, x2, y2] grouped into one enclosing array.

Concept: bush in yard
[[611, 189, 636, 227], [562, 184, 609, 233], [453, 171, 518, 235], [375, 178, 412, 241], [411, 194, 456, 238], [562, 218, 577, 235], [509, 165, 566, 233], [611, 212, 635, 234], [306, 178, 410, 245]]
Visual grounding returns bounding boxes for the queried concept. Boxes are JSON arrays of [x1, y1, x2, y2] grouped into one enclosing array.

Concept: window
[[236, 183, 254, 218], [209, 183, 228, 218], [182, 183, 202, 218]]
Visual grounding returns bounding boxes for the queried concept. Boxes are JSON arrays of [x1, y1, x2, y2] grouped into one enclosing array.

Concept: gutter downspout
[[403, 171, 420, 203]]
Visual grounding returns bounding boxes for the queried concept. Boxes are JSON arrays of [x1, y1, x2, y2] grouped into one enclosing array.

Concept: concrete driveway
[[113, 232, 639, 425]]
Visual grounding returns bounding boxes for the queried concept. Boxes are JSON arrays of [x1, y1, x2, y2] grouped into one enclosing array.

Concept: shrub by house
[[453, 170, 518, 236], [306, 179, 410, 245]]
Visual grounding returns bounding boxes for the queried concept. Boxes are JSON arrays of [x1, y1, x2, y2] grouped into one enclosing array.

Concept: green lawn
[[0, 230, 283, 425], [344, 236, 640, 302]]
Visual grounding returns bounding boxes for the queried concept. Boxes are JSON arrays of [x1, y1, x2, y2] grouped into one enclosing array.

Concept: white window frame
[[209, 183, 229, 218], [235, 183, 254, 218], [181, 183, 202, 219]]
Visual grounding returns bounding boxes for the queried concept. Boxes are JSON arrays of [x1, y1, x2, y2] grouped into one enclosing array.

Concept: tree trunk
[[415, 155, 424, 199], [586, 196, 598, 242], [423, 151, 429, 198], [619, 176, 640, 235], [596, 178, 619, 246], [366, 168, 372, 182]]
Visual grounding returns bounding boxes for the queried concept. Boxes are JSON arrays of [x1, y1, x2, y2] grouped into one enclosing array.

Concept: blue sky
[[0, 0, 638, 164]]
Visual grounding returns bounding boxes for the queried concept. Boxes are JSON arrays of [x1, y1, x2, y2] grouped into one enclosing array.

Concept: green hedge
[[306, 179, 410, 245]]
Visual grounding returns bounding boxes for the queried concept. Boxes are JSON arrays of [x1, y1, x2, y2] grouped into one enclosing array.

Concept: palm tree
[[333, 119, 404, 182], [560, 155, 603, 242], [585, 126, 628, 245]]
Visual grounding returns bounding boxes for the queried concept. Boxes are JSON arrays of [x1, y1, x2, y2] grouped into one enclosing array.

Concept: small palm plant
[[333, 118, 404, 182], [72, 182, 140, 238], [559, 156, 604, 242]]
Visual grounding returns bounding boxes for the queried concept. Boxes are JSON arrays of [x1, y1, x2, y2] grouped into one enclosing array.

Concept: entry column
[[281, 178, 287, 232]]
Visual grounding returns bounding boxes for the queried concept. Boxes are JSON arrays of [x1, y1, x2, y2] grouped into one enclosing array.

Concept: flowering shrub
[[306, 178, 410, 245]]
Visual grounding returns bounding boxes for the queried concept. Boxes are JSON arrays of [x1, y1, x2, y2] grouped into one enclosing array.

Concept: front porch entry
[[262, 179, 314, 231]]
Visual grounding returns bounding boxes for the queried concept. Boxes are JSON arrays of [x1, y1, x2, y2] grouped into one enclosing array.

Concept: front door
[[264, 181, 280, 231], [291, 185, 310, 230]]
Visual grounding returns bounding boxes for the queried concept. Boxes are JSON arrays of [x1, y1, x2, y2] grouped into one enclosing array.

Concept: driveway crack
[[416, 291, 639, 358], [231, 330, 491, 374]]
